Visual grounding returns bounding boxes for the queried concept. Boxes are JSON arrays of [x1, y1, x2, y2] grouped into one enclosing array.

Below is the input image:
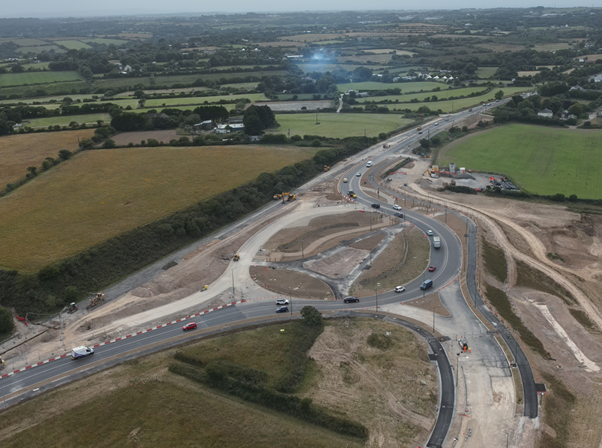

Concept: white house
[[538, 108, 553, 118]]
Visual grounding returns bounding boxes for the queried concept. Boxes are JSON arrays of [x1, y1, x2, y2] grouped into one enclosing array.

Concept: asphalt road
[[0, 102, 536, 445]]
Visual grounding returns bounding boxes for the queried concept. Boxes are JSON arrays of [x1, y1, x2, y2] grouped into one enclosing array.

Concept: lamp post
[[456, 353, 461, 388], [433, 305, 438, 335], [376, 282, 380, 311], [289, 287, 292, 316], [231, 267, 237, 296]]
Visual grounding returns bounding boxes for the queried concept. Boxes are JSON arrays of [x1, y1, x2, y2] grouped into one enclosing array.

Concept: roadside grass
[[438, 124, 602, 199], [0, 353, 353, 448], [0, 145, 316, 270], [484, 283, 550, 358], [267, 113, 413, 138], [481, 238, 507, 283], [26, 113, 110, 128], [54, 40, 92, 50], [176, 321, 321, 390], [515, 260, 574, 305], [0, 129, 95, 187], [0, 71, 83, 87], [537, 372, 576, 448], [568, 309, 598, 333]]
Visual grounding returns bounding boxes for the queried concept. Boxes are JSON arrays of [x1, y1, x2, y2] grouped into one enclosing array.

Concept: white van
[[366, 161, 373, 168], [72, 346, 94, 360]]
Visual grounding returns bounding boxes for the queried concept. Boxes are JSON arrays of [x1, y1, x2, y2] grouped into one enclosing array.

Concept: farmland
[[0, 145, 316, 270], [0, 129, 95, 187], [475, 67, 498, 78], [355, 85, 491, 103], [54, 40, 93, 50], [26, 113, 111, 128], [0, 71, 83, 87], [338, 81, 446, 92], [267, 113, 413, 138], [439, 124, 602, 198]]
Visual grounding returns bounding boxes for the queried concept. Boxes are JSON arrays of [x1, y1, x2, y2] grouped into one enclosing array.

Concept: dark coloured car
[[394, 213, 404, 218], [343, 297, 360, 303], [276, 306, 289, 313], [183, 322, 197, 331], [428, 266, 436, 272], [371, 203, 380, 209]]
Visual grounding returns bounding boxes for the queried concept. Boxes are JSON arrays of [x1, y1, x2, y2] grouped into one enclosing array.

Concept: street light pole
[[456, 353, 460, 388], [376, 282, 380, 311], [289, 287, 292, 316], [231, 268, 236, 296]]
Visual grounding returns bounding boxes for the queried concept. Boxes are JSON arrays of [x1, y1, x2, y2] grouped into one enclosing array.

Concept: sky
[[1, 1, 600, 19]]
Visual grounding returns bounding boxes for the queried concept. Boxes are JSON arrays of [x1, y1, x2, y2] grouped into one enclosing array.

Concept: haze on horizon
[[0, 0, 598, 19]]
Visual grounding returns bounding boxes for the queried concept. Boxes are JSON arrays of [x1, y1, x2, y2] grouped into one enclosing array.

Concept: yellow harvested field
[[0, 130, 95, 187], [0, 145, 315, 270]]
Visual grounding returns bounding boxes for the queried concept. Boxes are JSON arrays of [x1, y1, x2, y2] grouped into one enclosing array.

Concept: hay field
[[0, 129, 95, 186], [0, 146, 316, 270], [267, 113, 412, 138], [0, 71, 83, 87], [439, 124, 602, 199]]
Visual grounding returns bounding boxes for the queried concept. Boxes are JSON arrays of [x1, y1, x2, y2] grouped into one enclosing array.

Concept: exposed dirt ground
[[306, 318, 438, 448], [249, 266, 332, 299]]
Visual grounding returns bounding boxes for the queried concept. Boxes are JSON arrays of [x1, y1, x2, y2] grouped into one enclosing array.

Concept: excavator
[[323, 165, 330, 172], [273, 192, 296, 203]]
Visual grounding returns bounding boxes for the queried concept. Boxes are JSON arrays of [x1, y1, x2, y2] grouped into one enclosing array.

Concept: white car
[[394, 286, 406, 293], [435, 122, 439, 126], [426, 230, 434, 236], [356, 172, 361, 177], [393, 205, 401, 210], [276, 299, 289, 305]]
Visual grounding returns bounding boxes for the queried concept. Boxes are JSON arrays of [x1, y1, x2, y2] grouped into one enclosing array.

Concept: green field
[[439, 124, 602, 198], [267, 113, 413, 138], [0, 145, 316, 270], [80, 38, 129, 45], [9, 38, 49, 46], [143, 93, 267, 107], [55, 40, 93, 50], [0, 71, 83, 87], [338, 81, 445, 92], [0, 81, 90, 97], [16, 45, 65, 54], [476, 67, 498, 78], [26, 113, 111, 128], [356, 85, 490, 103]]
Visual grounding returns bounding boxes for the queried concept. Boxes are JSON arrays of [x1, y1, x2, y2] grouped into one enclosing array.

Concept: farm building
[[537, 108, 553, 118]]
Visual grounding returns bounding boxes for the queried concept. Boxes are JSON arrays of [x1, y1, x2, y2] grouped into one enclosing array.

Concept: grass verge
[[484, 283, 550, 358], [515, 260, 574, 305], [481, 238, 508, 283], [537, 372, 576, 448]]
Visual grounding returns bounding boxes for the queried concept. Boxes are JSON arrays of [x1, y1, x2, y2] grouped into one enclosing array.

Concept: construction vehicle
[[86, 292, 106, 310], [323, 165, 330, 172], [233, 255, 240, 261], [68, 302, 78, 313], [0, 356, 5, 368], [450, 179, 456, 186], [273, 193, 296, 202], [417, 126, 423, 134]]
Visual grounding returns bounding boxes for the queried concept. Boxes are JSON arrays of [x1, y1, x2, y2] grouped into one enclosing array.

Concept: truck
[[433, 236, 441, 249], [71, 346, 94, 360]]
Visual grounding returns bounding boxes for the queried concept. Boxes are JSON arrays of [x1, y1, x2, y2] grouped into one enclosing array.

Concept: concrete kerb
[[0, 295, 291, 380]]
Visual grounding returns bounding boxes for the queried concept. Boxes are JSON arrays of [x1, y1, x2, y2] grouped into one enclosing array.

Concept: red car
[[183, 322, 197, 331], [428, 266, 436, 272]]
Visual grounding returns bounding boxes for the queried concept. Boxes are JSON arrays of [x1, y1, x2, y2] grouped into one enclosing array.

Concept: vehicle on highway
[[394, 286, 406, 293], [394, 212, 404, 218], [433, 236, 441, 249], [366, 161, 373, 167], [343, 178, 348, 183], [348, 190, 357, 198], [420, 279, 433, 290], [371, 203, 380, 209], [344, 297, 360, 303], [435, 122, 439, 126], [71, 346, 94, 360], [428, 266, 436, 272], [276, 306, 289, 313], [183, 322, 197, 331], [426, 230, 434, 236], [356, 172, 361, 177], [393, 205, 401, 210], [276, 299, 289, 305]]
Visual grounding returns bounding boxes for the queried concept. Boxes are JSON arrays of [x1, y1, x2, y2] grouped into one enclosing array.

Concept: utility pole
[[289, 287, 292, 316], [231, 268, 236, 296], [376, 282, 380, 311]]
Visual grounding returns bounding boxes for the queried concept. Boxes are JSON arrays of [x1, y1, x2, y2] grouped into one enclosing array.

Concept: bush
[[0, 307, 14, 334], [300, 306, 322, 327], [64, 286, 78, 304], [311, 139, 321, 147]]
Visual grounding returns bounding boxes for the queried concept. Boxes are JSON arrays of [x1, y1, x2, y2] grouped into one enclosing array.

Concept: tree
[[102, 139, 116, 148], [58, 149, 72, 160], [0, 307, 14, 334], [11, 64, 24, 73], [300, 306, 322, 327], [494, 90, 504, 100], [568, 103, 583, 117], [243, 113, 264, 135], [64, 286, 78, 303], [27, 166, 37, 177]]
